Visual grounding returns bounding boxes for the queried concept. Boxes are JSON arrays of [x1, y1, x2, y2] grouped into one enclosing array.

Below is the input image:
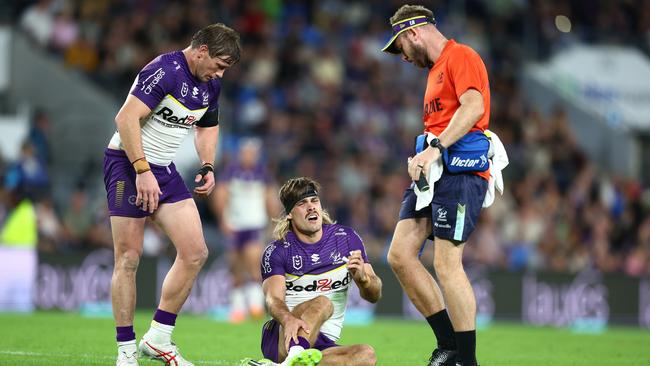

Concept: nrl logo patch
[[292, 255, 303, 270]]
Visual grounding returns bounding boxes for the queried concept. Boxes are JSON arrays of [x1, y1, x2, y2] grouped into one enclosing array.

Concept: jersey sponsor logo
[[424, 97, 443, 116], [155, 106, 197, 125], [311, 254, 320, 264], [334, 228, 347, 236], [262, 244, 276, 274], [192, 87, 199, 98], [449, 156, 487, 168], [286, 273, 352, 292], [142, 68, 165, 95], [434, 221, 452, 229]]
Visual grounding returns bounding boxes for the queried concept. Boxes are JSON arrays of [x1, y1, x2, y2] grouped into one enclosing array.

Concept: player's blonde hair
[[389, 4, 435, 25], [272, 177, 335, 240]]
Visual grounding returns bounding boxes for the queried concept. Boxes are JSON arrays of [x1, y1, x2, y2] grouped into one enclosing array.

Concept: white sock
[[283, 345, 305, 363], [117, 340, 137, 354], [144, 320, 174, 344]]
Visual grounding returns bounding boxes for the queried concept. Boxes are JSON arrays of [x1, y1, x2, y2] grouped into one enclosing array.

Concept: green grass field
[[0, 311, 649, 365]]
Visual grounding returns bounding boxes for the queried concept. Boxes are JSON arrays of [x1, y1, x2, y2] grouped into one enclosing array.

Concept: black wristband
[[197, 163, 214, 179], [429, 138, 446, 155]]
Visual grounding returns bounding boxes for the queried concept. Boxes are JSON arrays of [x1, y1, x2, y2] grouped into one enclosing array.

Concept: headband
[[283, 187, 319, 214], [381, 15, 435, 54]]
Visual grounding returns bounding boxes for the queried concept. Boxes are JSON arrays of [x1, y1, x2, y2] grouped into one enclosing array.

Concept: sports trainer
[[382, 5, 491, 366]]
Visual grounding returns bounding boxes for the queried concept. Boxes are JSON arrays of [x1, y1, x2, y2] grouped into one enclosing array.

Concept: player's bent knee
[[387, 246, 410, 270], [433, 259, 463, 283], [179, 245, 209, 268], [311, 295, 334, 317], [115, 249, 141, 272], [357, 344, 377, 366]]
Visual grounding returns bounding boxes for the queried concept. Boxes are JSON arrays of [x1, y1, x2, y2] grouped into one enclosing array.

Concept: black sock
[[426, 310, 456, 350], [455, 330, 477, 366]]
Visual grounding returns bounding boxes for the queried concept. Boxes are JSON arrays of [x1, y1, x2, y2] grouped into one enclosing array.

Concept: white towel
[[414, 133, 444, 211], [413, 130, 508, 210], [482, 130, 508, 208]]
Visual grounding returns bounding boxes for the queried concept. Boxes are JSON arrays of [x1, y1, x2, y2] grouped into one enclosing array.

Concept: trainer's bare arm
[[408, 89, 485, 181], [114, 95, 162, 213], [263, 275, 311, 346], [437, 89, 485, 148], [346, 250, 382, 303], [193, 125, 219, 195]]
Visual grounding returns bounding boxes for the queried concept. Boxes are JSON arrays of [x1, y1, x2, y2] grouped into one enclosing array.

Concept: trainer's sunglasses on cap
[[382, 15, 436, 54]]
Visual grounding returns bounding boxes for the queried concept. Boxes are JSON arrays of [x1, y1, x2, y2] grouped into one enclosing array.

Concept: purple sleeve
[[347, 228, 369, 263], [260, 166, 272, 184], [129, 56, 175, 110], [261, 242, 286, 280], [217, 164, 234, 184]]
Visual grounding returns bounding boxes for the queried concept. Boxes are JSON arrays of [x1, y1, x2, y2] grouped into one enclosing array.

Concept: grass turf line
[[0, 311, 648, 365]]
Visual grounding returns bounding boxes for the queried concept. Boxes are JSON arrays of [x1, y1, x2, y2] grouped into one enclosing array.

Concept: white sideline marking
[[0, 350, 232, 365]]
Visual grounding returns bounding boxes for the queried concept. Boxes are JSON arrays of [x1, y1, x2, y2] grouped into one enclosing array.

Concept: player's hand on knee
[[283, 316, 310, 351], [135, 171, 162, 213]]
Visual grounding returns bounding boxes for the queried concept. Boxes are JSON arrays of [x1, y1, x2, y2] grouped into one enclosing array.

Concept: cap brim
[[381, 33, 401, 54]]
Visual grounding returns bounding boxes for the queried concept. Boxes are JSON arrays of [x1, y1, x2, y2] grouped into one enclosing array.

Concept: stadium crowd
[[3, 0, 650, 277]]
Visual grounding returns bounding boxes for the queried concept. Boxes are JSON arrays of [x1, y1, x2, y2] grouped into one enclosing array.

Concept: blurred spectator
[[50, 7, 79, 53], [19, 0, 54, 47], [34, 197, 63, 253], [61, 185, 94, 248], [28, 110, 52, 164], [4, 141, 49, 199]]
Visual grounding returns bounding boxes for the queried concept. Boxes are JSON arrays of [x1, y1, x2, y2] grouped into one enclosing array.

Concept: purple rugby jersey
[[219, 164, 271, 230], [108, 51, 221, 165], [261, 223, 369, 341]]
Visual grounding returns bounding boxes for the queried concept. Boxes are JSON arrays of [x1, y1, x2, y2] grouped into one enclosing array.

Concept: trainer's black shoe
[[427, 348, 457, 366]]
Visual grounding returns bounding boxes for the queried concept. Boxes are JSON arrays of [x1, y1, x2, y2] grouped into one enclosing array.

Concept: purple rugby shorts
[[103, 148, 192, 217], [260, 319, 338, 362], [227, 229, 264, 250]]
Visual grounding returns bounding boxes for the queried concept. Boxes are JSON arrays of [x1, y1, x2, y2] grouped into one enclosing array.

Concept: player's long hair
[[272, 177, 335, 240]]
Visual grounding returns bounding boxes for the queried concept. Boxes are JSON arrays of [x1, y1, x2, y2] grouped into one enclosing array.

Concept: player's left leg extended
[[319, 344, 377, 366], [138, 198, 209, 366]]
